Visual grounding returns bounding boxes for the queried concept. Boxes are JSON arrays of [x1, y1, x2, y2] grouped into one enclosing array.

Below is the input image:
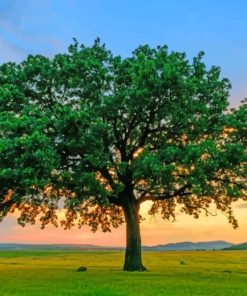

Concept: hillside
[[0, 244, 121, 251], [224, 242, 247, 250], [142, 241, 233, 251], [0, 241, 234, 251]]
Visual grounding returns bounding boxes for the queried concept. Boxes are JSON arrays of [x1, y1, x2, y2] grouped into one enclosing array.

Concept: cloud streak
[[0, 38, 27, 63], [0, 0, 67, 63], [236, 203, 247, 209]]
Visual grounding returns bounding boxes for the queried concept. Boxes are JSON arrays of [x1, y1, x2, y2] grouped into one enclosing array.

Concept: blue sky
[[0, 0, 247, 105]]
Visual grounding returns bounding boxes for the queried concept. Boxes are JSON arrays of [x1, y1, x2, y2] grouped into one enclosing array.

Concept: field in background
[[0, 250, 247, 296]]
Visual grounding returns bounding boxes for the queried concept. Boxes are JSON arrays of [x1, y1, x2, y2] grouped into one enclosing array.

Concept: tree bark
[[122, 197, 147, 271]]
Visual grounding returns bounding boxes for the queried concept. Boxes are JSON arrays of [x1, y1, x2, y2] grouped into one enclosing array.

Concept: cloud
[[229, 84, 247, 107], [236, 202, 247, 209], [0, 0, 25, 32], [0, 0, 67, 62], [0, 1, 32, 63], [0, 38, 27, 63]]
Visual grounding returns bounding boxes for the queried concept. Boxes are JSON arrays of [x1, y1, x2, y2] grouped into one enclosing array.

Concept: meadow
[[0, 250, 247, 296]]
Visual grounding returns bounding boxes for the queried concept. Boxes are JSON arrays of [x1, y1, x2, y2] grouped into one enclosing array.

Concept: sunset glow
[[1, 201, 246, 246]]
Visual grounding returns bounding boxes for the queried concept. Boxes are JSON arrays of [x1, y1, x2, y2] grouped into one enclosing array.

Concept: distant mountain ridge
[[0, 243, 118, 251], [0, 241, 234, 251], [142, 240, 233, 251]]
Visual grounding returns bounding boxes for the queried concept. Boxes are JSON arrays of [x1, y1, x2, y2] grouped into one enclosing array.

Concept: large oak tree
[[0, 39, 246, 271]]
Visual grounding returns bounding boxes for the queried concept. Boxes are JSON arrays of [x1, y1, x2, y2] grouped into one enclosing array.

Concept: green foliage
[[0, 39, 246, 230]]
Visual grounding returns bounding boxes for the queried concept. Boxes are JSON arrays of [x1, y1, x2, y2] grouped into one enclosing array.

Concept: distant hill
[[224, 242, 247, 250], [142, 241, 233, 251], [0, 244, 122, 251], [0, 241, 234, 251]]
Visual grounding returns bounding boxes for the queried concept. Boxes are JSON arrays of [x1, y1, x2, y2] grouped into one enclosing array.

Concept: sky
[[0, 0, 246, 246]]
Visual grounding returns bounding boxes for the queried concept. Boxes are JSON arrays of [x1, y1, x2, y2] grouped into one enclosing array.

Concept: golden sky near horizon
[[1, 200, 246, 246]]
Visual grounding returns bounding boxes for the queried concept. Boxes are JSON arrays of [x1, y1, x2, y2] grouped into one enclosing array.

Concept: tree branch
[[137, 184, 192, 204], [99, 167, 115, 187], [0, 199, 15, 212]]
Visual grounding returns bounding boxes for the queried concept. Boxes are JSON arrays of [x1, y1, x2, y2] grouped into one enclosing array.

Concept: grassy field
[[0, 250, 247, 296]]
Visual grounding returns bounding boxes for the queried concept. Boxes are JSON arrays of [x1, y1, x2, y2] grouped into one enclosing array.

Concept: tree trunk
[[122, 198, 147, 271]]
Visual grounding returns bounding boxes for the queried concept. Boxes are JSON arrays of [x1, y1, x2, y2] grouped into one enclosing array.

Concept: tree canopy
[[0, 39, 246, 270]]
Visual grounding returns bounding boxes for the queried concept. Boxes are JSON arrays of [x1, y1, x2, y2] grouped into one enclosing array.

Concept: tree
[[0, 39, 246, 271]]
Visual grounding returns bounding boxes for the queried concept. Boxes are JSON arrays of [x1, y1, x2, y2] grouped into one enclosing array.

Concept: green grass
[[0, 250, 247, 296]]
